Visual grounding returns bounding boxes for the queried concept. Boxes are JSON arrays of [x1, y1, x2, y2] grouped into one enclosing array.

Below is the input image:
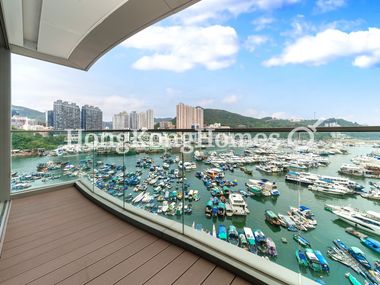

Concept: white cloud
[[315, 0, 346, 13], [222, 95, 239, 104], [264, 28, 380, 68], [252, 17, 275, 31], [244, 35, 269, 52], [175, 0, 301, 25], [122, 25, 239, 72], [11, 55, 146, 120]]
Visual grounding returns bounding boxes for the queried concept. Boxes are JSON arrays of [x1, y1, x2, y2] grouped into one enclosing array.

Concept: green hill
[[204, 108, 360, 128], [12, 105, 45, 123]]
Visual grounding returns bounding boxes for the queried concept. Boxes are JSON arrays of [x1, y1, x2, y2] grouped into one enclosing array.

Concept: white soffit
[[0, 0, 199, 70]]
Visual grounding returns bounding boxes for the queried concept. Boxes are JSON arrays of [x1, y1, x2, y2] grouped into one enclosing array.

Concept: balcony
[[3, 128, 380, 285]]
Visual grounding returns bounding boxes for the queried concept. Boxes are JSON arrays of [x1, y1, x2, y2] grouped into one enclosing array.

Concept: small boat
[[314, 250, 329, 272], [281, 237, 288, 244], [243, 227, 257, 253], [345, 272, 363, 285], [361, 237, 380, 254], [254, 229, 267, 253], [265, 210, 282, 226], [228, 225, 239, 246], [349, 247, 372, 269], [266, 238, 277, 257], [293, 234, 311, 247], [305, 249, 322, 272], [218, 225, 227, 241], [239, 234, 249, 250], [296, 250, 308, 266]]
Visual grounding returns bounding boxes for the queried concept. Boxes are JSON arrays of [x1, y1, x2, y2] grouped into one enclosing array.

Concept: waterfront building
[[146, 109, 154, 129], [129, 111, 138, 130], [159, 121, 174, 129], [138, 112, 146, 129], [112, 111, 129, 130], [46, 110, 54, 127], [176, 103, 204, 129], [53, 100, 80, 130], [81, 105, 103, 130]]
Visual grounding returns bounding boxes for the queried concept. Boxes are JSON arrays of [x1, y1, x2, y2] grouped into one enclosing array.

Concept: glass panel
[[11, 130, 83, 192]]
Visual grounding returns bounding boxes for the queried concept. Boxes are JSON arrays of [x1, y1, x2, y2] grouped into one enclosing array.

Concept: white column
[[0, 46, 10, 201]]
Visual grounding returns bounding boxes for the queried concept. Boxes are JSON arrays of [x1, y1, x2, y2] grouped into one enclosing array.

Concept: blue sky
[[12, 0, 380, 124]]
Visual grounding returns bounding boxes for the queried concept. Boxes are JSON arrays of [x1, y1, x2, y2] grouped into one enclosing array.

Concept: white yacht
[[228, 193, 250, 216], [308, 181, 352, 196], [327, 205, 380, 236]]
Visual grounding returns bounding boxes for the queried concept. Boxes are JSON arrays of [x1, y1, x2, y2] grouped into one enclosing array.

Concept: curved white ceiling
[[0, 0, 199, 70]]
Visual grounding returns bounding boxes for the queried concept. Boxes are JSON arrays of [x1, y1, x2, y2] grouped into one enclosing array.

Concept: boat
[[217, 202, 226, 217], [314, 250, 329, 272], [243, 227, 256, 252], [246, 179, 279, 197], [217, 225, 227, 241], [239, 234, 249, 250], [305, 249, 322, 272], [296, 250, 308, 266], [345, 272, 363, 285], [278, 214, 298, 232], [254, 229, 267, 253], [361, 237, 380, 254], [308, 181, 351, 195], [361, 189, 380, 201], [293, 234, 311, 247], [227, 225, 239, 246], [327, 205, 380, 236], [266, 238, 277, 257], [228, 193, 249, 216], [265, 210, 282, 226], [345, 227, 368, 239], [205, 200, 213, 218], [349, 247, 371, 269]]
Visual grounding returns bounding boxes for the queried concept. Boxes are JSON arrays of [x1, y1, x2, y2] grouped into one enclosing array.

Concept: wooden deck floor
[[0, 187, 251, 285]]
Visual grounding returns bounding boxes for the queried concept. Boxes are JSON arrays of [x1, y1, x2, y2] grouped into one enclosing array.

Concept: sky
[[11, 0, 380, 125]]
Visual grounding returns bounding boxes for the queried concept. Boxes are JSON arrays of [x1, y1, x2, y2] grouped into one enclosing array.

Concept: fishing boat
[[217, 225, 227, 241], [278, 214, 298, 232], [361, 237, 380, 254], [217, 202, 226, 217], [239, 234, 250, 250], [305, 249, 322, 272], [227, 225, 239, 246], [243, 227, 256, 252], [345, 272, 363, 285], [293, 234, 311, 247], [296, 250, 308, 266], [266, 238, 277, 257], [349, 247, 372, 269], [246, 179, 279, 197], [205, 200, 213, 218], [327, 205, 380, 236], [254, 229, 267, 253], [265, 210, 282, 226], [314, 250, 329, 272]]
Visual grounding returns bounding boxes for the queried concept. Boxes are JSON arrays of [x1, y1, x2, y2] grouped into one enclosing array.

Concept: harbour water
[[12, 144, 380, 285]]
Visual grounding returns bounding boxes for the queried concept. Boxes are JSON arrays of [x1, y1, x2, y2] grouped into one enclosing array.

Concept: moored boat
[[305, 249, 322, 272], [217, 225, 227, 241], [265, 210, 282, 226], [227, 225, 239, 246], [293, 234, 311, 247], [296, 250, 308, 266], [314, 250, 330, 272], [349, 247, 371, 269]]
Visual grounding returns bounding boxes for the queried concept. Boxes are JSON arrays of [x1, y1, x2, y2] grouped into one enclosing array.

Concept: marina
[[11, 141, 380, 285]]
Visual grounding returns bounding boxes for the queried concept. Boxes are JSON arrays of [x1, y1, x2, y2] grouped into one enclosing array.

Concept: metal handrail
[[10, 126, 380, 133]]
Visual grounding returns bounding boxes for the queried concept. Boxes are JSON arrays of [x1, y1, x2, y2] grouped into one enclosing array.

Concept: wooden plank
[[125, 250, 198, 285], [144, 251, 199, 285], [172, 258, 216, 285], [0, 218, 127, 280], [1, 228, 140, 285], [2, 210, 111, 258], [28, 230, 145, 285], [114, 245, 184, 285], [57, 236, 161, 285], [3, 208, 112, 250], [201, 267, 235, 285]]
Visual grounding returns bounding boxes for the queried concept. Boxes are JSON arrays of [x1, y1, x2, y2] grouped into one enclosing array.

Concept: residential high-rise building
[[138, 112, 146, 129], [145, 109, 154, 129], [159, 121, 174, 129], [176, 103, 204, 129], [112, 112, 129, 130], [46, 110, 54, 127], [53, 100, 80, 130], [129, 111, 138, 130], [81, 105, 103, 130]]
